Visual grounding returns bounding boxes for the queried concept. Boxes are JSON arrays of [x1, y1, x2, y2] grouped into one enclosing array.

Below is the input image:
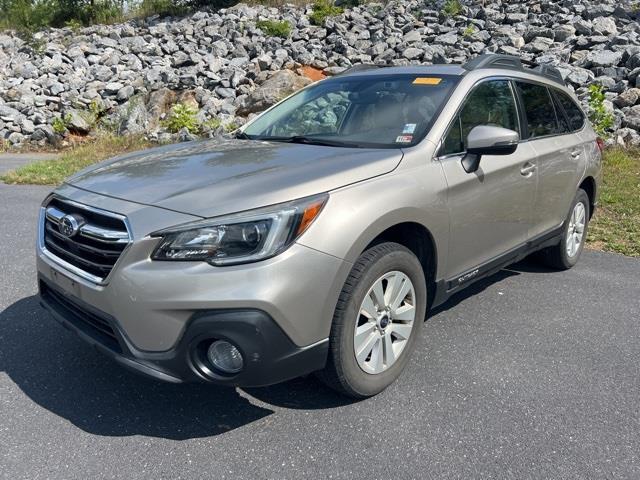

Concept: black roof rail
[[462, 54, 565, 86], [532, 64, 565, 85], [463, 54, 524, 71], [337, 64, 382, 76]]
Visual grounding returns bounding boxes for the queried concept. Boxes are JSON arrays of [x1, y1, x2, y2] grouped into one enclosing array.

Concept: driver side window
[[441, 80, 519, 156]]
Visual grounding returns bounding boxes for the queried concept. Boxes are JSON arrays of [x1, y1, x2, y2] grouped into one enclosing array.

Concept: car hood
[[66, 138, 403, 218]]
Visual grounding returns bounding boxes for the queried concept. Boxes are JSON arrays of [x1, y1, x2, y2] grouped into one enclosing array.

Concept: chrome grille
[[40, 197, 131, 283]]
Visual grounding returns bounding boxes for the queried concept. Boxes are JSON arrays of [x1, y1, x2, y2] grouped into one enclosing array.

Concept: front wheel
[[538, 188, 590, 270], [317, 242, 427, 398]]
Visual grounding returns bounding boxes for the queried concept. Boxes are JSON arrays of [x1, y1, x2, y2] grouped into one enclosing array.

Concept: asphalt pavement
[[0, 153, 57, 175], [1, 182, 639, 479]]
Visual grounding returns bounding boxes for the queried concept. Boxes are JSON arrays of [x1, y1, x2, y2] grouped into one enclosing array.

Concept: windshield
[[242, 73, 459, 148]]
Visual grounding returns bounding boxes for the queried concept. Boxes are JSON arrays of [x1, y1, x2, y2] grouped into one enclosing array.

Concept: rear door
[[514, 81, 581, 238], [437, 79, 537, 279]]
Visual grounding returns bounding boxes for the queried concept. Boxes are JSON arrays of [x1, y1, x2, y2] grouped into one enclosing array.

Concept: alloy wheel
[[566, 201, 586, 258], [353, 271, 417, 375]]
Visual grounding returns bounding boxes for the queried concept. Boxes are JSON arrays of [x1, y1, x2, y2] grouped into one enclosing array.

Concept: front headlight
[[150, 194, 328, 266]]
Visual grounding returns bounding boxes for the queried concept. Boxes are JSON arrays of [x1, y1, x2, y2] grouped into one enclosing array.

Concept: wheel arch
[[579, 176, 597, 219], [361, 221, 438, 307]]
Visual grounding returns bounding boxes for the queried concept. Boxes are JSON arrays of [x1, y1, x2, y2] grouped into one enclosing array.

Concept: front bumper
[[39, 277, 329, 386], [36, 188, 352, 385]]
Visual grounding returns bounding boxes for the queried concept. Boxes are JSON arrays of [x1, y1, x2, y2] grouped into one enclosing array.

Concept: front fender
[[297, 165, 450, 281]]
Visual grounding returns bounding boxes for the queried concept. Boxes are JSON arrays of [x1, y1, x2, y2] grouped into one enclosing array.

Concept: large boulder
[[66, 110, 92, 134]]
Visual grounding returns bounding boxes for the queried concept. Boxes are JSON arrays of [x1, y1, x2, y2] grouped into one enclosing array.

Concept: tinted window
[[554, 90, 586, 131], [441, 80, 518, 155], [516, 82, 558, 138]]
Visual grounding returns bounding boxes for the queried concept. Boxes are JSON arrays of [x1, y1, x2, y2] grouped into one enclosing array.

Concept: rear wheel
[[538, 189, 590, 270], [317, 242, 427, 398]]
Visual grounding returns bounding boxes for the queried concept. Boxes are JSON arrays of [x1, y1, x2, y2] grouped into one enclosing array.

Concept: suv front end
[[36, 186, 350, 386]]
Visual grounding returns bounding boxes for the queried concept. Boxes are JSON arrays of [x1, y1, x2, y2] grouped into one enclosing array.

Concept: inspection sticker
[[413, 77, 442, 85], [395, 135, 413, 143], [402, 123, 417, 134]]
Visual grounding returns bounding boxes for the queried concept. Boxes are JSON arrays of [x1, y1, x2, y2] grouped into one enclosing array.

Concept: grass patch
[[256, 19, 291, 38], [1, 135, 150, 185], [309, 0, 343, 26], [441, 0, 462, 17], [162, 103, 200, 134], [587, 148, 640, 257]]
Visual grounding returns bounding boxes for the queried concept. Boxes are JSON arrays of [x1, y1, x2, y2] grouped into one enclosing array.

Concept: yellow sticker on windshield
[[413, 77, 442, 85]]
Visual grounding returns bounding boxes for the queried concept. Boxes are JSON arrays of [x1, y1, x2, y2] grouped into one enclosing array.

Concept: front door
[[437, 79, 537, 279]]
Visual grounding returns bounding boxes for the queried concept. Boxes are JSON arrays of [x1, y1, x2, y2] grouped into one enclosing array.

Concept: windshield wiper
[[235, 131, 251, 140], [268, 135, 353, 148]]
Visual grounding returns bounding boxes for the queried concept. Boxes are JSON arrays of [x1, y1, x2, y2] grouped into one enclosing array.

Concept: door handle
[[571, 150, 581, 158], [520, 163, 536, 176]]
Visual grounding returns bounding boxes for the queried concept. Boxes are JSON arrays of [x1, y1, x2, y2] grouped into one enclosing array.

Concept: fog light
[[207, 340, 244, 374]]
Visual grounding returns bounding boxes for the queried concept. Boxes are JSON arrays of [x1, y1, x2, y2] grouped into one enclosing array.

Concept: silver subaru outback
[[37, 55, 602, 398]]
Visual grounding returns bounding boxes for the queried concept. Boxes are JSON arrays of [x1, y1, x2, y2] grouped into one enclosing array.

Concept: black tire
[[537, 189, 590, 270], [317, 242, 427, 398]]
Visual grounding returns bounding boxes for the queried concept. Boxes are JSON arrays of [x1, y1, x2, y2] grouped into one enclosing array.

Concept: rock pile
[[1, 0, 640, 147]]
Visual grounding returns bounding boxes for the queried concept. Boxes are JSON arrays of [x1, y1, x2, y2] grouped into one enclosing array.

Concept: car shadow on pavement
[[0, 296, 354, 441], [429, 269, 519, 317], [428, 257, 559, 317]]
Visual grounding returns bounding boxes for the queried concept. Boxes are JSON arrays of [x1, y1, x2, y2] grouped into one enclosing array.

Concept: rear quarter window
[[554, 90, 586, 132]]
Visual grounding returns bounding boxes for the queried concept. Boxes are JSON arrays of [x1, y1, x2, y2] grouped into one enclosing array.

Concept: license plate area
[[50, 266, 82, 298]]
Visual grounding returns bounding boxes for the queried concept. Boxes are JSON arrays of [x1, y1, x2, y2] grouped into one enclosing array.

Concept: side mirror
[[461, 125, 520, 173]]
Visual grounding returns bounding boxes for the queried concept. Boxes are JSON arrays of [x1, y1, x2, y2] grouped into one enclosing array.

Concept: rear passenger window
[[516, 82, 558, 138], [441, 80, 519, 156], [554, 90, 586, 131]]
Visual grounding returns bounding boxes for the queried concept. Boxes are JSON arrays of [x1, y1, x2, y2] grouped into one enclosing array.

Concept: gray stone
[[0, 105, 22, 123], [257, 53, 272, 70], [623, 104, 640, 130], [177, 127, 197, 142], [572, 19, 593, 36], [626, 53, 640, 70], [118, 100, 148, 135], [66, 110, 92, 134], [104, 82, 124, 94], [554, 25, 576, 42], [403, 30, 422, 43], [7, 131, 24, 144], [567, 67, 594, 85], [172, 51, 192, 67], [592, 16, 618, 36], [525, 37, 554, 53], [116, 85, 135, 101], [49, 82, 65, 95], [434, 32, 458, 46], [613, 88, 640, 107], [31, 124, 57, 144], [20, 118, 35, 134], [402, 47, 423, 60], [506, 13, 527, 24], [587, 49, 624, 67]]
